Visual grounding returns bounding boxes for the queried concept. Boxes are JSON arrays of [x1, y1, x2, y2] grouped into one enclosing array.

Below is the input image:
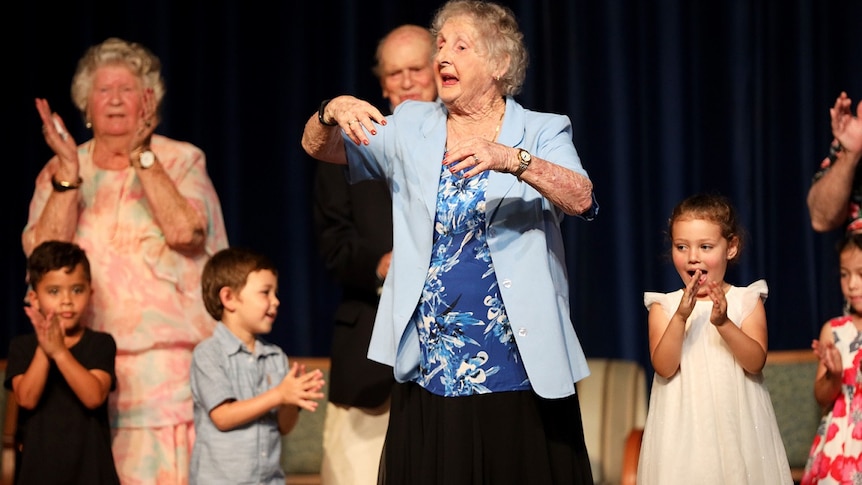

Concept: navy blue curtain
[[5, 0, 861, 375]]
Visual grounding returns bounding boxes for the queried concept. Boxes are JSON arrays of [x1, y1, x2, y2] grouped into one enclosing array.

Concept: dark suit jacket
[[312, 161, 395, 408]]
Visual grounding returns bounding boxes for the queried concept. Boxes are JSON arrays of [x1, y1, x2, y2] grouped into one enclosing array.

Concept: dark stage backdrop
[[4, 1, 861, 377]]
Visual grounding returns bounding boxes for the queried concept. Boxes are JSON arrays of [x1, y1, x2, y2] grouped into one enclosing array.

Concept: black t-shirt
[[4, 328, 120, 485]]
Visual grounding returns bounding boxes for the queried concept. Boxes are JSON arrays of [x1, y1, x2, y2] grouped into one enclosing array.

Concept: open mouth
[[687, 270, 707, 277], [440, 73, 458, 86]]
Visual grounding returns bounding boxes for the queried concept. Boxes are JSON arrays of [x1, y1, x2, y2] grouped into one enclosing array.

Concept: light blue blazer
[[343, 96, 597, 399]]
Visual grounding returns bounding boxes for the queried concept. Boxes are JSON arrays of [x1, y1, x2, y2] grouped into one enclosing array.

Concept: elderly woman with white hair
[[28, 37, 228, 484], [302, 1, 597, 483]]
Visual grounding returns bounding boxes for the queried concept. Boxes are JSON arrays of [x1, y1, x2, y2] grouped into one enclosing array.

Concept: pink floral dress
[[802, 315, 862, 484], [24, 135, 229, 484]]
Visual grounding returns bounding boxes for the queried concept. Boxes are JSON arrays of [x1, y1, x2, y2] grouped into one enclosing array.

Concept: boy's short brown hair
[[201, 247, 278, 320], [28, 240, 91, 288]]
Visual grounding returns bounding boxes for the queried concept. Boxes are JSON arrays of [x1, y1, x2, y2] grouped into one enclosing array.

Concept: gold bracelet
[[51, 176, 83, 192]]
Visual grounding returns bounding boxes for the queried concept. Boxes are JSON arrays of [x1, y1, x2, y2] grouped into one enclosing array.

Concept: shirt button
[[502, 279, 512, 288], [518, 327, 527, 337]]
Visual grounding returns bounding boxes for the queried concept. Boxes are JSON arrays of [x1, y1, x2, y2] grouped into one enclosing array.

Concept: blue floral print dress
[[413, 160, 530, 397]]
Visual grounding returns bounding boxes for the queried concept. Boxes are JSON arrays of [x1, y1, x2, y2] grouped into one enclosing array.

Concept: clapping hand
[[707, 280, 730, 326], [812, 338, 842, 378], [831, 91, 862, 155], [23, 304, 67, 359], [674, 269, 705, 321], [130, 88, 159, 152], [276, 362, 326, 412], [35, 98, 78, 175]]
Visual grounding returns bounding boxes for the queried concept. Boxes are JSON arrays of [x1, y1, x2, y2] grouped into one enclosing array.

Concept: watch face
[[519, 149, 531, 162], [140, 150, 155, 168]]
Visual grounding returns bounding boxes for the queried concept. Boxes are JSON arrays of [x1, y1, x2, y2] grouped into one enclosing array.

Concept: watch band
[[51, 176, 83, 192], [513, 149, 532, 180], [318, 99, 337, 126], [828, 140, 844, 163]]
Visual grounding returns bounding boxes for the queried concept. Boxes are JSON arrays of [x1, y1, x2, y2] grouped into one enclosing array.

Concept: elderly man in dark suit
[[311, 24, 437, 485]]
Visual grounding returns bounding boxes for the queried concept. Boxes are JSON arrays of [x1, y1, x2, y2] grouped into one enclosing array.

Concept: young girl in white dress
[[637, 193, 792, 485]]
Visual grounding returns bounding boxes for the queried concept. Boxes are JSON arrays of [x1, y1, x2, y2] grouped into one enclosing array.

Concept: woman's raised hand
[[131, 88, 159, 151], [323, 95, 386, 146], [35, 98, 79, 177]]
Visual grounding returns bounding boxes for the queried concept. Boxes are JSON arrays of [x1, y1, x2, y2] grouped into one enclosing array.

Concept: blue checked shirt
[[190, 323, 289, 485]]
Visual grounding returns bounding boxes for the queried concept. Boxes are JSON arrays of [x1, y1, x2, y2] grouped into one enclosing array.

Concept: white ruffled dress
[[637, 280, 792, 485]]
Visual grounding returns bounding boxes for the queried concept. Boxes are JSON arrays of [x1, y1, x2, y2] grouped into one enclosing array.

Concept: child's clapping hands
[[277, 362, 325, 412]]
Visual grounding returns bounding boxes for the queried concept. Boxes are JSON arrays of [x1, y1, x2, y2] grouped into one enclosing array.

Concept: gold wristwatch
[[132, 148, 157, 169], [513, 148, 532, 179]]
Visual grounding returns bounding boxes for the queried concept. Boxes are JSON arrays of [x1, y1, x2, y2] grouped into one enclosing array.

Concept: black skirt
[[378, 381, 594, 485]]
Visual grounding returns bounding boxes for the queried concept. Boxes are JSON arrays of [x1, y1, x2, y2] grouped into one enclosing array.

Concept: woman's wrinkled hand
[[442, 138, 519, 179], [131, 88, 159, 151], [322, 95, 386, 146], [35, 98, 79, 176]]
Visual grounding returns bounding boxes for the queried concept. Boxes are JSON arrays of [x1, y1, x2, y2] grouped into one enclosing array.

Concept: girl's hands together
[[812, 338, 843, 377], [675, 269, 705, 321], [707, 280, 730, 326]]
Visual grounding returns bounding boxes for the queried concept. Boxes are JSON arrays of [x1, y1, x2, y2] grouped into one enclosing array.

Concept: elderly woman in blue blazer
[[301, 1, 598, 484]]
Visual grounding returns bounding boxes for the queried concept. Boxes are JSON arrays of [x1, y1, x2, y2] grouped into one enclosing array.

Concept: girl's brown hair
[[668, 193, 745, 263]]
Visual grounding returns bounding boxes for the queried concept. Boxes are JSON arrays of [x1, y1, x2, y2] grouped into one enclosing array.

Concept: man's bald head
[[373, 24, 437, 109]]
